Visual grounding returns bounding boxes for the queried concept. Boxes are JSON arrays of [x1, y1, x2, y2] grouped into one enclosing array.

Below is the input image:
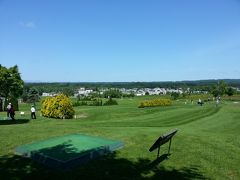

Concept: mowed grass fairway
[[0, 97, 240, 179]]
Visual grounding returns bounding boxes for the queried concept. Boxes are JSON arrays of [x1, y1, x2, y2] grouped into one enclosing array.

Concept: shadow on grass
[[31, 141, 81, 162], [0, 119, 30, 125], [0, 152, 208, 180], [149, 153, 170, 167]]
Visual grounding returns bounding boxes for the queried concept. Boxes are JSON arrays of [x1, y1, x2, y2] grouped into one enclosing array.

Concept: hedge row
[[138, 98, 172, 108], [41, 94, 75, 119]]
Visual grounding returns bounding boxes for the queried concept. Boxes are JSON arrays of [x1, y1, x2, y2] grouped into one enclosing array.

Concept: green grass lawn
[[0, 97, 240, 179]]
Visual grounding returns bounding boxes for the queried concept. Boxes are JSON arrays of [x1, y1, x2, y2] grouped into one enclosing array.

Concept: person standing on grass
[[198, 98, 201, 105], [31, 105, 36, 119], [216, 99, 219, 107], [9, 104, 15, 120], [7, 103, 11, 117]]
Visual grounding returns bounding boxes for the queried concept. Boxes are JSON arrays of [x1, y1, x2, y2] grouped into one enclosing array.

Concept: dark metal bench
[[149, 129, 178, 158]]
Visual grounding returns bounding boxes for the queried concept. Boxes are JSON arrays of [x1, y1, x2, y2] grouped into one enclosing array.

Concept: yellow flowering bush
[[138, 99, 172, 108], [41, 94, 75, 119]]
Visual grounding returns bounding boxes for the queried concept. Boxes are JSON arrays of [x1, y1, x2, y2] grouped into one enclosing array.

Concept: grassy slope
[[0, 98, 240, 179]]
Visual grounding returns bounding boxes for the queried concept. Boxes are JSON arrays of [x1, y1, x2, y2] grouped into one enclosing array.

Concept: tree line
[[0, 64, 239, 111], [25, 79, 240, 92]]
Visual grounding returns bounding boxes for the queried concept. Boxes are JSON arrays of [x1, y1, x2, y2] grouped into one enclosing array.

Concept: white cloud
[[19, 21, 36, 28]]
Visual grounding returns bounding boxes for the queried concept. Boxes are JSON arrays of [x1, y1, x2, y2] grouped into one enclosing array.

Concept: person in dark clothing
[[9, 105, 15, 120]]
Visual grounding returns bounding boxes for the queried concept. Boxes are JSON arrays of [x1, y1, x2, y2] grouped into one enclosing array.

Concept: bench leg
[[157, 146, 160, 158], [168, 138, 172, 156]]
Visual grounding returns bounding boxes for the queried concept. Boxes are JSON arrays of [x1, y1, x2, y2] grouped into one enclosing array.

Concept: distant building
[[42, 92, 55, 97], [135, 90, 145, 96], [148, 88, 167, 95], [167, 89, 183, 94], [75, 88, 93, 96]]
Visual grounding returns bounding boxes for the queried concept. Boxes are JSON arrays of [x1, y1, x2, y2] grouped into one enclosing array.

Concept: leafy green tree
[[62, 88, 74, 97], [103, 89, 122, 98], [171, 92, 180, 100], [211, 86, 219, 98], [226, 87, 235, 97], [0, 65, 24, 111], [22, 87, 40, 104], [211, 80, 227, 97], [0, 98, 3, 111]]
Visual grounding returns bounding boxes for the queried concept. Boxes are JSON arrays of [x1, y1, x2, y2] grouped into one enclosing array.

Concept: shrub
[[138, 99, 172, 108], [103, 98, 118, 106], [41, 94, 75, 119]]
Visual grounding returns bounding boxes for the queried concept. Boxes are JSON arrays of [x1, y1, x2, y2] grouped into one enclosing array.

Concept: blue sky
[[0, 0, 240, 82]]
